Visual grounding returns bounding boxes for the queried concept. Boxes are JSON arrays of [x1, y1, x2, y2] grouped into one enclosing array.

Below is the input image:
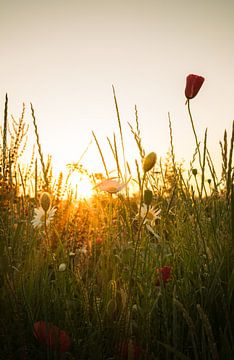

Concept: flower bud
[[143, 152, 157, 173], [192, 168, 197, 176], [144, 189, 153, 206], [185, 74, 205, 100], [59, 263, 66, 272], [40, 192, 51, 212]]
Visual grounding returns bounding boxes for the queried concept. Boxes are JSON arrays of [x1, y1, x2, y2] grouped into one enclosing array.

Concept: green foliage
[[0, 95, 233, 359]]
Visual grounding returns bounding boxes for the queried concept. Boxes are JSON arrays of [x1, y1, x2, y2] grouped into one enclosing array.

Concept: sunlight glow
[[69, 172, 94, 200]]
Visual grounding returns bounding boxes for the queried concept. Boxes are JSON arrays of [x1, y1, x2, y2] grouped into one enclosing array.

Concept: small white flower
[[59, 263, 66, 272], [94, 177, 130, 194], [138, 204, 161, 226], [69, 251, 76, 258], [31, 206, 57, 229]]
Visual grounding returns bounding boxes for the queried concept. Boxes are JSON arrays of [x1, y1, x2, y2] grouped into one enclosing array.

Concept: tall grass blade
[[31, 103, 49, 190], [112, 85, 127, 180], [92, 131, 109, 177], [227, 120, 234, 200], [3, 94, 8, 181]]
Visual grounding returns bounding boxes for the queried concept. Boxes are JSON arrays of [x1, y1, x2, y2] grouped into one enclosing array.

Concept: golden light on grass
[[69, 172, 94, 199]]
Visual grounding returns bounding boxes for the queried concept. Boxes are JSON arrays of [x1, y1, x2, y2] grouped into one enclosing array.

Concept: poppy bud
[[185, 74, 205, 100], [40, 192, 51, 212], [192, 168, 198, 176], [144, 189, 153, 206], [143, 152, 157, 173]]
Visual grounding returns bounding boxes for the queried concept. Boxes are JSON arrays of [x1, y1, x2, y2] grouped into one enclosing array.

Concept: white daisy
[[138, 204, 161, 226], [31, 206, 57, 229]]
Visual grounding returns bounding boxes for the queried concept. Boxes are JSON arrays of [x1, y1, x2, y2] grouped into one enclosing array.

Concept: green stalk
[[3, 94, 8, 181], [201, 128, 208, 197], [120, 173, 147, 339], [112, 86, 127, 182], [231, 176, 234, 244], [227, 121, 234, 200], [187, 100, 202, 170], [92, 131, 109, 177], [31, 104, 49, 190]]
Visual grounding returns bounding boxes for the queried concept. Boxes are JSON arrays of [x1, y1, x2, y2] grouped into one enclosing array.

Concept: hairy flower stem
[[187, 100, 202, 171], [44, 210, 50, 249]]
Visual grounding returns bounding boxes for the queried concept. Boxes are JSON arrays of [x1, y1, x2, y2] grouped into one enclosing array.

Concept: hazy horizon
[[1, 0, 234, 178]]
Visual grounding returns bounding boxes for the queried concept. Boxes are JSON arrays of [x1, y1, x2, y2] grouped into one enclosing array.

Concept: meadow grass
[[0, 92, 234, 360]]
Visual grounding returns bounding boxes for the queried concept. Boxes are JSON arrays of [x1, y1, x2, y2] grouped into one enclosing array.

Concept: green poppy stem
[[187, 100, 202, 170]]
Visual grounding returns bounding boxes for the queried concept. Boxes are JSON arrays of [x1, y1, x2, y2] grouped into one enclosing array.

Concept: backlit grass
[[0, 84, 234, 359]]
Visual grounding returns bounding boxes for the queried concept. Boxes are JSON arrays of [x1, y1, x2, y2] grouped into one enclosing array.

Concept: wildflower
[[185, 74, 205, 100], [31, 206, 57, 229], [156, 266, 171, 286], [33, 321, 71, 353], [96, 237, 103, 245], [40, 192, 51, 212], [94, 177, 130, 194], [138, 204, 161, 226], [143, 152, 157, 173], [69, 251, 76, 258], [58, 263, 66, 272], [114, 340, 144, 359]]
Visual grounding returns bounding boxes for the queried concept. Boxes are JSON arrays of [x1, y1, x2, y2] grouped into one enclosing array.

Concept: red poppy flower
[[33, 321, 71, 353], [114, 340, 144, 359], [156, 266, 171, 286], [185, 74, 205, 99], [96, 237, 103, 245]]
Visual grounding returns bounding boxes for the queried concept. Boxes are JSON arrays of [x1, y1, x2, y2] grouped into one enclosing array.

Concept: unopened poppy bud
[[144, 189, 153, 206], [143, 152, 157, 173], [192, 168, 198, 176], [185, 74, 205, 100], [40, 192, 51, 212]]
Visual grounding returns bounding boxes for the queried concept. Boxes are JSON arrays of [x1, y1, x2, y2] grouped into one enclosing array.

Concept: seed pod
[[40, 192, 51, 212], [143, 152, 157, 173], [144, 189, 153, 206]]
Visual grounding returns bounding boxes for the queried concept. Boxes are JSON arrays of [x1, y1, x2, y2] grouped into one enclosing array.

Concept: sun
[[68, 172, 94, 199]]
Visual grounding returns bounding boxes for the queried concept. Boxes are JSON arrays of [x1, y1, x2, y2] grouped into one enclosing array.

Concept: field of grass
[[0, 87, 234, 360]]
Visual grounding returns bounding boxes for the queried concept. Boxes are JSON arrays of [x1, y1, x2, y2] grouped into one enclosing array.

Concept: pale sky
[[0, 0, 234, 178]]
